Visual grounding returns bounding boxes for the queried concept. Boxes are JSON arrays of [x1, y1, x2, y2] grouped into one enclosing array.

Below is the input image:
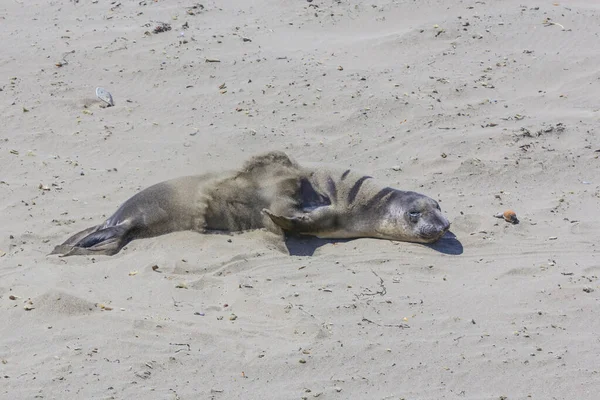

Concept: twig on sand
[[354, 270, 387, 298], [56, 50, 75, 67], [169, 343, 191, 353], [297, 305, 316, 319], [362, 317, 410, 329], [543, 18, 566, 30]]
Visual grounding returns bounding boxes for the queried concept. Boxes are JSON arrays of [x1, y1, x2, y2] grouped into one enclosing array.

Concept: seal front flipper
[[50, 223, 131, 257], [262, 209, 312, 232], [262, 207, 338, 236]]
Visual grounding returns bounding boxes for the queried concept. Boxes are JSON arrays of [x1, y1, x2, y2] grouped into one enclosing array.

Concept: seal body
[[52, 151, 450, 256]]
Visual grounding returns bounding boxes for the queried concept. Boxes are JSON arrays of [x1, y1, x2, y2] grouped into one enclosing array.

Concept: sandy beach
[[1, 0, 599, 398]]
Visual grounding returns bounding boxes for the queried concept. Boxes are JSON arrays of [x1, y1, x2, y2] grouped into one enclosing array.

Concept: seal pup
[[51, 151, 450, 256]]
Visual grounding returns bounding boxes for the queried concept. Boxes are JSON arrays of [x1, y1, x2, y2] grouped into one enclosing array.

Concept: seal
[[51, 151, 450, 256]]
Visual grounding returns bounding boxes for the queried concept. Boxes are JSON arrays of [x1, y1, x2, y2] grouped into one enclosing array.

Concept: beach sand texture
[[1, 0, 599, 399]]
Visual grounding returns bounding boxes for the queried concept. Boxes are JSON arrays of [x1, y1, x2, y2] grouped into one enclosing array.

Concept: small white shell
[[96, 87, 114, 107]]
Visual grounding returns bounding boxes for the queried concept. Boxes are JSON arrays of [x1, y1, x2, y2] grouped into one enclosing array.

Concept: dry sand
[[1, 0, 600, 398]]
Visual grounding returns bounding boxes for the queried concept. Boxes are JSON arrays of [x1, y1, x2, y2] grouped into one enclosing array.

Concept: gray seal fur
[[51, 151, 450, 256]]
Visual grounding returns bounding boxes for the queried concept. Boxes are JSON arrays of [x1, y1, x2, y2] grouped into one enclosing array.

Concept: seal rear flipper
[[51, 224, 130, 256], [50, 225, 100, 255]]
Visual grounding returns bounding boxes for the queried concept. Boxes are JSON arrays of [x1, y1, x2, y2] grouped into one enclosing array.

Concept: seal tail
[[50, 223, 130, 257]]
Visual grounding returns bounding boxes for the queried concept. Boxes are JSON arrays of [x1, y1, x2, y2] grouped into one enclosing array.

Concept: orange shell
[[503, 210, 518, 223]]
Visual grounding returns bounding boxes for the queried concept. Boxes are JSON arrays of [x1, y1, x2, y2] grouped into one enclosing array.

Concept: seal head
[[370, 190, 450, 243]]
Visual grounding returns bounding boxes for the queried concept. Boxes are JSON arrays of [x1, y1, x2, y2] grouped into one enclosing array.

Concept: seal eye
[[408, 211, 421, 223]]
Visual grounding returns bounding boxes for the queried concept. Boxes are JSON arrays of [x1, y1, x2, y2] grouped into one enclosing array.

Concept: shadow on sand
[[285, 231, 463, 257], [423, 231, 463, 255]]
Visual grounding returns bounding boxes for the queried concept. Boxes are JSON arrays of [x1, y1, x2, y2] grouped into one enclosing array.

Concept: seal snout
[[441, 218, 451, 233], [418, 214, 451, 243], [436, 216, 451, 239]]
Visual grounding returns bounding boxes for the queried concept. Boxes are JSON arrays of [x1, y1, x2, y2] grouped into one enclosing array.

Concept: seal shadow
[[424, 231, 463, 255], [284, 235, 353, 256], [284, 231, 463, 257]]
